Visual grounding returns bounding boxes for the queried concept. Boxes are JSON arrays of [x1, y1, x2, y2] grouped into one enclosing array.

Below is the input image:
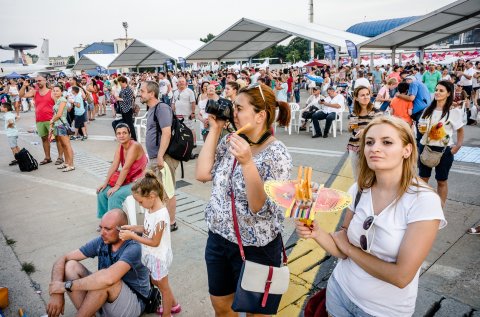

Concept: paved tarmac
[[0, 100, 479, 317]]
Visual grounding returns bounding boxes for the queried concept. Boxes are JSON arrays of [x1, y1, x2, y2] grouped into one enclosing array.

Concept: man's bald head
[[103, 208, 129, 226]]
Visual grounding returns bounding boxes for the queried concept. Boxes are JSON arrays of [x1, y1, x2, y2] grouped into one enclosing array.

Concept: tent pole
[[419, 48, 425, 64], [392, 47, 396, 65], [356, 46, 361, 66], [370, 52, 374, 68]]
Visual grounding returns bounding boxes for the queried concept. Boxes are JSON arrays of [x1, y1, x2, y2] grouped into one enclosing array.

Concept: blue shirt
[[73, 93, 85, 116], [408, 80, 431, 115], [80, 237, 151, 299], [372, 70, 383, 84]]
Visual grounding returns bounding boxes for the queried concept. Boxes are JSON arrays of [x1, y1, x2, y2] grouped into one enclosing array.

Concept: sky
[[0, 0, 456, 62]]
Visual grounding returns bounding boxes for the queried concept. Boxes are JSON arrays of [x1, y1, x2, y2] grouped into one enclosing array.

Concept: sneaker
[[9, 160, 18, 166], [81, 136, 88, 141], [70, 136, 77, 140], [299, 126, 306, 131], [170, 222, 178, 232]]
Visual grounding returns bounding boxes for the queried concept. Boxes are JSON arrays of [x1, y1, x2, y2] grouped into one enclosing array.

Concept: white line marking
[[0, 169, 96, 196]]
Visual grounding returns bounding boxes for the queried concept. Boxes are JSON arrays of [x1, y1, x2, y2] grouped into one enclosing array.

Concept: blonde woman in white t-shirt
[[296, 116, 446, 317]]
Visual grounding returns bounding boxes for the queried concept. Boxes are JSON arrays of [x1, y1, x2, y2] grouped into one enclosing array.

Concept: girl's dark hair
[[421, 80, 454, 120], [1, 101, 13, 111], [131, 170, 166, 201], [115, 122, 130, 132], [54, 84, 64, 91]]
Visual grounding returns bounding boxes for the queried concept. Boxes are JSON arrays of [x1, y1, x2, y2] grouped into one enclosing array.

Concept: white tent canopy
[[359, 0, 480, 50], [108, 39, 204, 68], [72, 54, 118, 70], [186, 18, 367, 62]]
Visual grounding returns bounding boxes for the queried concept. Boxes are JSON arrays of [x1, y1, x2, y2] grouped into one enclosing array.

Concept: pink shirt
[[34, 89, 54, 122]]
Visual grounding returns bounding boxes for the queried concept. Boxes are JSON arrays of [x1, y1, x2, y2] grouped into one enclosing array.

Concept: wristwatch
[[64, 280, 73, 292]]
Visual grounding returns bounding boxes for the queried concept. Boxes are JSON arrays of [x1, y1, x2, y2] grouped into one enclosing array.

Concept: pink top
[[120, 141, 148, 182]]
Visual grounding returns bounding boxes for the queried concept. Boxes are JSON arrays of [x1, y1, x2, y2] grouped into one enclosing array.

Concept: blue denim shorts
[[54, 125, 68, 137], [326, 275, 374, 317]]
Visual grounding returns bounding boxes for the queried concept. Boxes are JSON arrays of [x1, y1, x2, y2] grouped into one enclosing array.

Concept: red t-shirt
[[34, 89, 54, 122], [96, 80, 104, 96], [287, 76, 293, 93]]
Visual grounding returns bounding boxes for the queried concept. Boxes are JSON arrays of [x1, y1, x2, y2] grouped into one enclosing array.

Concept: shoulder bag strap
[[230, 159, 287, 265]]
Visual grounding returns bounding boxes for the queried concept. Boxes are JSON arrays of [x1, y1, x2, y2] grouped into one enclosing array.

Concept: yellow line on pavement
[[276, 158, 355, 316]]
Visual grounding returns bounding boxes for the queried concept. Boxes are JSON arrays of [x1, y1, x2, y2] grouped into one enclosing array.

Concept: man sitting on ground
[[46, 209, 150, 317]]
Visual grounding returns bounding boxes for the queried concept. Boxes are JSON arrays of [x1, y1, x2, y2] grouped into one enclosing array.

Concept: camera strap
[[238, 130, 272, 146]]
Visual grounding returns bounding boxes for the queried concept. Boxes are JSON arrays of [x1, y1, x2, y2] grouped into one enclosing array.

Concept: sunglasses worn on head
[[359, 215, 376, 253], [245, 82, 266, 104]]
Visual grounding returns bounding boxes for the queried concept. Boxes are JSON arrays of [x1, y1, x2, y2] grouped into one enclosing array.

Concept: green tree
[[286, 49, 301, 63], [200, 33, 216, 43], [253, 37, 325, 63], [66, 56, 75, 68]]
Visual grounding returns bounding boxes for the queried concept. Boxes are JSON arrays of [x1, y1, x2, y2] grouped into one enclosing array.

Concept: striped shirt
[[118, 87, 134, 113], [347, 109, 382, 152]]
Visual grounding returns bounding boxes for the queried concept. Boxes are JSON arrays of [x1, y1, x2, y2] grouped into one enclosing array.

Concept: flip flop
[[62, 166, 75, 172], [467, 226, 480, 235], [39, 159, 52, 165]]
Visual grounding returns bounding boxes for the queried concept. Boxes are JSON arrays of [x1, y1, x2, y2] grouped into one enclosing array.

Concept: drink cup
[[350, 117, 359, 130], [418, 119, 427, 134]]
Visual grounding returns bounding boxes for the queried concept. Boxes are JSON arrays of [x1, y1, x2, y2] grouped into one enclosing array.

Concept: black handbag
[[229, 160, 290, 315]]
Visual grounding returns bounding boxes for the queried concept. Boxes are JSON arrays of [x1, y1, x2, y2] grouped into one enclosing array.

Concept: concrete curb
[[0, 229, 46, 317]]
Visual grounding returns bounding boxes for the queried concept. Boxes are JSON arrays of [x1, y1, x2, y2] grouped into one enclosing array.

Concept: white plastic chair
[[287, 103, 300, 135], [122, 195, 148, 225], [134, 112, 147, 143], [461, 100, 468, 124]]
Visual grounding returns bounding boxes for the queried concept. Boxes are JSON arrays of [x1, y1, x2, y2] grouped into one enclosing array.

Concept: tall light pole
[[122, 22, 129, 48], [309, 0, 314, 60]]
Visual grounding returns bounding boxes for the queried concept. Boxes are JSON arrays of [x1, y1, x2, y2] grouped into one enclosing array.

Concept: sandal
[[57, 164, 67, 169], [39, 158, 52, 165], [55, 158, 64, 165], [170, 222, 178, 232], [467, 226, 480, 235], [62, 166, 75, 172], [157, 303, 182, 315]]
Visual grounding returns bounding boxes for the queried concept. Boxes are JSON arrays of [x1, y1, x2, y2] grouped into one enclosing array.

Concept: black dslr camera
[[205, 98, 234, 123]]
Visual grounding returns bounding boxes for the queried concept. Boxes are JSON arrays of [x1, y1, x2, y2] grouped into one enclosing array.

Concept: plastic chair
[[122, 195, 148, 226], [122, 195, 138, 225], [134, 112, 147, 143], [288, 103, 300, 135]]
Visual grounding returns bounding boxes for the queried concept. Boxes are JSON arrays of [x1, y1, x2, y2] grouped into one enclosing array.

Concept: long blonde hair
[[357, 116, 427, 197]]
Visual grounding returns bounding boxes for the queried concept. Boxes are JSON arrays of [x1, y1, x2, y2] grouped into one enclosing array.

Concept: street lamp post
[[122, 22, 129, 48]]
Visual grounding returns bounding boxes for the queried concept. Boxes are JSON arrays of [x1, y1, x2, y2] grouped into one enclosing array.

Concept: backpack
[[153, 103, 194, 178], [14, 148, 38, 172]]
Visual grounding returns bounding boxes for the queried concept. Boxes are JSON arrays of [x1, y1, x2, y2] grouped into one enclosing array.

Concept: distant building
[[49, 56, 69, 67], [74, 42, 114, 62], [347, 17, 480, 48], [113, 38, 134, 54]]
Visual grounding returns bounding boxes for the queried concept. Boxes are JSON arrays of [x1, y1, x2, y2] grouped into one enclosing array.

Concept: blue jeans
[[326, 275, 375, 317], [97, 183, 133, 218], [312, 111, 337, 136]]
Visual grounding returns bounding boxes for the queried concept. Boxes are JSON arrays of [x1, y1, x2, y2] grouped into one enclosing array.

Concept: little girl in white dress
[[119, 170, 181, 316]]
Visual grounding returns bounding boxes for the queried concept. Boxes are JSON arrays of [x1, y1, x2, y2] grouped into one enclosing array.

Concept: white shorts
[[98, 95, 105, 104]]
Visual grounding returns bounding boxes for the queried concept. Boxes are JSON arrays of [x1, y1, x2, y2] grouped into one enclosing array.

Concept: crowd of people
[[1, 57, 479, 317]]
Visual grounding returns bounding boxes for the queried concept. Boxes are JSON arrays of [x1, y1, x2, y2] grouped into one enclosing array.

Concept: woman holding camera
[[196, 83, 291, 317]]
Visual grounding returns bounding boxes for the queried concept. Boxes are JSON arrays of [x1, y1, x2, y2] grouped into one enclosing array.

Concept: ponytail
[[276, 101, 291, 127], [131, 170, 166, 201]]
